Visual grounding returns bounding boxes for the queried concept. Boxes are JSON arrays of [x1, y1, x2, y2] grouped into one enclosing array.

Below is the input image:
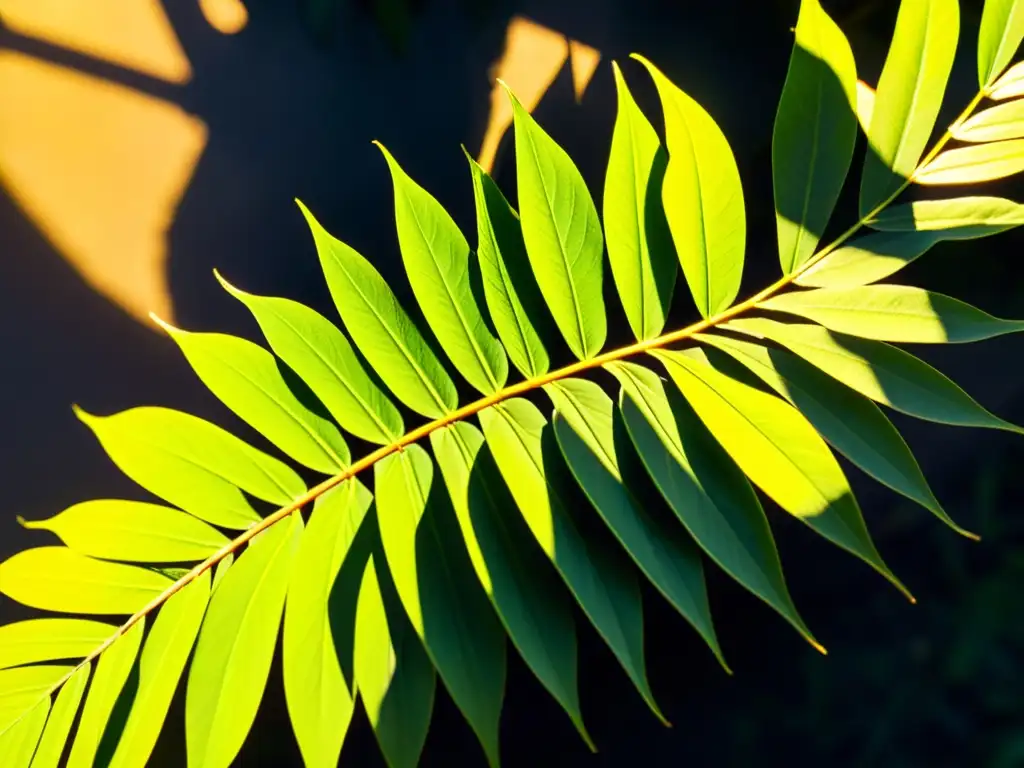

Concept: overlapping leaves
[[3, 0, 1024, 765]]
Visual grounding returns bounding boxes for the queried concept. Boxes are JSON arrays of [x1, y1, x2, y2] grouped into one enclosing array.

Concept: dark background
[[4, 0, 1024, 765]]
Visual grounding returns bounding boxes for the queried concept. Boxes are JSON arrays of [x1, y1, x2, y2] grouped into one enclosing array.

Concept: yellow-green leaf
[[0, 548, 171, 614], [870, 197, 1024, 231], [20, 500, 228, 563], [954, 99, 1024, 142], [30, 663, 90, 768], [915, 139, 1024, 185], [773, 0, 857, 274], [795, 231, 943, 288], [506, 85, 607, 360], [988, 59, 1024, 99], [856, 80, 876, 134], [978, 0, 1024, 87], [604, 61, 677, 340], [186, 514, 302, 768], [860, 0, 959, 214], [0, 620, 112, 671], [634, 55, 745, 318], [0, 696, 48, 768]]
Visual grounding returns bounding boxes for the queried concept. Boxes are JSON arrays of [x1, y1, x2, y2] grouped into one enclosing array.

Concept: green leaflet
[[76, 406, 301, 529], [652, 350, 911, 600], [989, 60, 1024, 99], [354, 557, 434, 768], [299, 201, 458, 418], [870, 197, 1024, 231], [154, 320, 349, 474], [604, 62, 677, 340], [856, 80, 875, 134], [217, 274, 403, 444], [283, 480, 372, 768], [505, 84, 607, 360], [860, 0, 959, 215], [795, 231, 943, 288], [67, 622, 144, 768], [465, 150, 550, 378], [186, 514, 302, 768], [0, 548, 171, 614], [0, 667, 68, 734], [634, 55, 745, 318], [724, 317, 1024, 434], [30, 664, 90, 768], [915, 139, 1024, 185], [954, 99, 1024, 142], [773, 0, 857, 274], [759, 285, 1024, 343], [696, 334, 970, 537], [978, 0, 1024, 87], [478, 399, 663, 721], [375, 445, 506, 767], [605, 361, 819, 651], [430, 422, 590, 747], [20, 500, 228, 563], [212, 553, 233, 593], [0, 697, 48, 768], [545, 378, 726, 669], [377, 143, 508, 394], [0, 620, 112, 671]]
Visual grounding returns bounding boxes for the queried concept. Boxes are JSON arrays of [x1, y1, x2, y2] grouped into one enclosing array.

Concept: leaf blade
[[0, 620, 113, 671], [978, 0, 1024, 87], [29, 663, 90, 768], [953, 98, 1024, 142], [915, 140, 1024, 185]]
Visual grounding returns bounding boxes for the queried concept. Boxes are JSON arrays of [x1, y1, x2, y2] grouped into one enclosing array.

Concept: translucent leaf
[[299, 201, 458, 417], [696, 334, 971, 537], [283, 480, 372, 768], [954, 99, 1024, 142], [773, 0, 857, 274], [505, 84, 607, 360], [545, 378, 726, 669], [604, 62, 677, 340], [634, 55, 745, 318], [375, 445, 505, 767], [30, 663, 89, 768], [431, 423, 591, 746], [478, 399, 663, 721], [0, 696, 48, 767], [66, 621, 144, 768], [354, 557, 434, 768], [20, 501, 228, 563], [978, 0, 1024, 87], [759, 285, 1024, 343], [186, 514, 302, 768], [0, 548, 171, 614], [652, 350, 911, 599], [860, 0, 959, 214], [869, 197, 1024, 231], [605, 361, 820, 651], [107, 572, 210, 768], [988, 59, 1024, 99], [217, 274, 403, 445], [0, 620, 112, 671], [796, 231, 943, 288], [78, 407, 303, 528], [466, 151, 550, 378], [154, 321, 349, 474], [725, 317, 1024, 434], [915, 140, 1024, 185], [377, 143, 508, 394], [856, 80, 876, 134]]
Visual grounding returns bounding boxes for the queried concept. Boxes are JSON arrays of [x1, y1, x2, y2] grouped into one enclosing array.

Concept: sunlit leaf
[[30, 663, 90, 768], [915, 139, 1024, 185], [505, 84, 607, 360], [978, 0, 1024, 87], [76, 407, 301, 529], [0, 696, 48, 767], [186, 514, 302, 768], [796, 231, 943, 288], [988, 59, 1024, 99], [217, 274, 404, 445], [377, 143, 509, 394], [870, 197, 1024, 231], [953, 99, 1024, 142], [375, 445, 505, 766], [860, 0, 959, 214], [773, 0, 857, 274], [605, 62, 677, 340], [652, 349, 911, 599], [299, 201, 457, 418], [0, 620, 112, 671], [634, 55, 745, 318], [856, 80, 876, 134]]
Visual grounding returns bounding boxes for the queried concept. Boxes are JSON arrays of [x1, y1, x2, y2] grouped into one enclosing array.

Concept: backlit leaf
[[0, 696, 48, 768], [186, 514, 302, 768], [915, 139, 1024, 185], [0, 620, 112, 671], [773, 0, 857, 274], [796, 231, 943, 288], [375, 445, 505, 767], [217, 274, 404, 445], [299, 201, 457, 417], [605, 61, 677, 340], [652, 350, 911, 600], [0, 548, 171, 614], [860, 0, 959, 214], [30, 663, 90, 768], [20, 500, 228, 563], [978, 0, 1024, 87], [954, 99, 1024, 142], [870, 197, 1024, 231], [856, 80, 875, 134], [634, 55, 745, 318], [606, 361, 819, 650], [506, 84, 607, 359], [988, 59, 1024, 99], [76, 407, 301, 529]]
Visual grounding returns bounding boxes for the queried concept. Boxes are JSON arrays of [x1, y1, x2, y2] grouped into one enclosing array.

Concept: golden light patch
[[199, 0, 249, 35]]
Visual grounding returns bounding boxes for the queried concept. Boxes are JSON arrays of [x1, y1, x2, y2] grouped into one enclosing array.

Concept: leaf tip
[[212, 269, 245, 299], [150, 312, 183, 337], [71, 403, 97, 426]]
